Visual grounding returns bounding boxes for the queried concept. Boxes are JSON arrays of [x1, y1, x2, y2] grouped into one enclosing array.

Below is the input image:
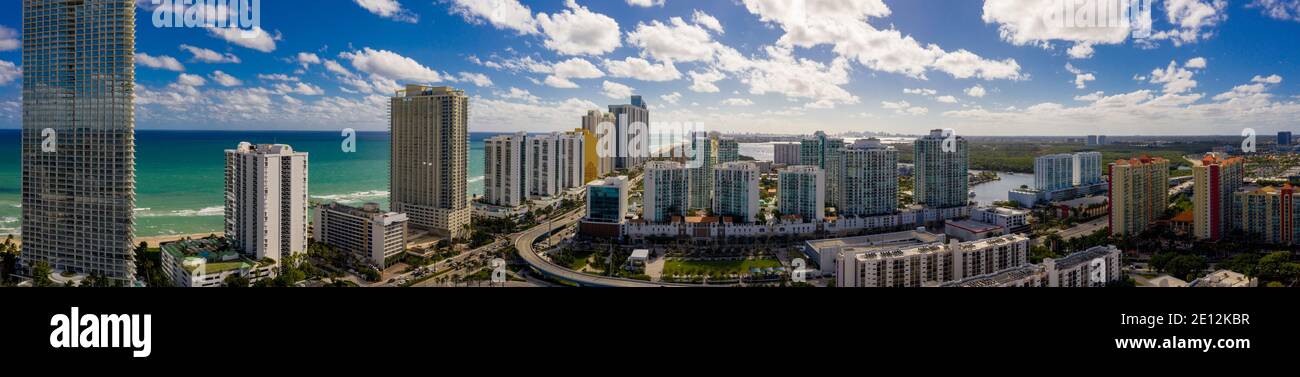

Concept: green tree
[[1256, 251, 1300, 286], [224, 274, 250, 287], [1165, 255, 1208, 281], [32, 261, 53, 287], [1218, 253, 1261, 277]]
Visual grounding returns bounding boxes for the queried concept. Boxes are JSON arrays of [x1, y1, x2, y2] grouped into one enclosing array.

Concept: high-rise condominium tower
[[713, 162, 761, 223], [914, 129, 969, 209], [800, 131, 845, 208], [643, 161, 691, 223], [839, 139, 898, 217], [21, 0, 137, 281], [390, 85, 471, 239], [778, 166, 825, 222], [1109, 157, 1169, 236], [225, 143, 309, 262], [581, 110, 616, 177], [608, 96, 649, 170], [688, 132, 716, 210], [1193, 154, 1244, 241]]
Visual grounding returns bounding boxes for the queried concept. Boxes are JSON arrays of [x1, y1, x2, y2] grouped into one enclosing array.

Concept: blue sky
[[0, 0, 1298, 135]]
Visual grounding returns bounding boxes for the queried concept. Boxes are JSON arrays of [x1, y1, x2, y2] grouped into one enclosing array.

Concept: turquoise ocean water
[[0, 130, 492, 237]]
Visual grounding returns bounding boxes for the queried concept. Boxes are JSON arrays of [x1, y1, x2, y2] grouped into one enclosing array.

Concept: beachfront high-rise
[[688, 132, 718, 210], [20, 0, 137, 281], [1035, 154, 1075, 191], [713, 162, 761, 223], [609, 96, 650, 170], [1192, 154, 1244, 241], [1109, 157, 1170, 236], [1235, 185, 1300, 245], [642, 161, 691, 223], [839, 139, 898, 217], [778, 166, 825, 222], [914, 129, 969, 209], [484, 133, 528, 207], [800, 131, 845, 208], [225, 143, 309, 262], [716, 137, 741, 164], [390, 85, 470, 239]]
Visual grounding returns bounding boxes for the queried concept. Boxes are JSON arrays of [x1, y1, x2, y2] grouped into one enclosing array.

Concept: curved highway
[[514, 210, 693, 287]]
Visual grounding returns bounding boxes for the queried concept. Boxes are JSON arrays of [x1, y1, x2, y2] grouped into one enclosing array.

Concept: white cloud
[[354, 0, 419, 23], [1065, 63, 1096, 89], [0, 60, 20, 86], [208, 27, 280, 53], [882, 100, 928, 115], [688, 69, 725, 93], [274, 82, 326, 96], [1253, 74, 1283, 84], [743, 0, 1022, 80], [471, 96, 603, 132], [936, 95, 959, 104], [604, 57, 681, 81], [297, 52, 322, 68], [904, 88, 937, 96], [177, 73, 207, 87], [209, 70, 243, 87], [734, 47, 860, 109], [1249, 0, 1300, 21], [458, 72, 494, 87], [258, 74, 299, 82], [692, 10, 724, 34], [1149, 0, 1228, 46], [179, 44, 241, 64], [536, 0, 622, 56], [498, 87, 540, 103], [1067, 43, 1094, 59], [448, 0, 538, 34], [339, 48, 445, 84], [627, 17, 722, 63], [965, 85, 987, 98], [660, 92, 682, 105], [0, 25, 18, 51], [723, 98, 755, 106], [1149, 59, 1204, 94], [602, 81, 634, 99], [543, 57, 604, 88], [626, 0, 665, 7], [136, 53, 185, 71], [1075, 91, 1105, 102], [982, 0, 1136, 57]]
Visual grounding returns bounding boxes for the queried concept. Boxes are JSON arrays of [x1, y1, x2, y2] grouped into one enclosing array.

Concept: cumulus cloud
[[627, 17, 723, 63], [179, 44, 241, 64], [882, 100, 929, 115], [723, 98, 755, 106], [660, 92, 682, 105], [688, 70, 725, 93], [604, 57, 682, 81], [137, 53, 185, 71], [602, 81, 634, 99], [1, 26, 21, 51], [0, 60, 20, 86], [904, 88, 937, 96], [208, 27, 280, 53], [209, 70, 243, 87], [1148, 58, 1204, 94], [626, 0, 664, 7], [936, 95, 959, 104], [339, 47, 445, 84], [354, 0, 419, 23], [1065, 63, 1096, 89], [458, 72, 494, 87], [1249, 0, 1300, 21], [743, 0, 1022, 80], [965, 85, 987, 98], [692, 10, 724, 34], [498, 87, 540, 103], [448, 0, 539, 34], [536, 0, 622, 56], [542, 57, 604, 88]]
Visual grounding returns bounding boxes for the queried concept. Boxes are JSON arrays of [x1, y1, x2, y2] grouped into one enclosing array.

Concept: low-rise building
[[944, 219, 1004, 241], [1189, 270, 1258, 287], [313, 202, 409, 270], [835, 234, 1031, 287], [971, 207, 1030, 233], [1043, 245, 1122, 287], [161, 238, 276, 287]]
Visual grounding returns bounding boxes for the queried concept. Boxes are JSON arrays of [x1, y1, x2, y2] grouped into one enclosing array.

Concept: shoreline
[[4, 232, 224, 249]]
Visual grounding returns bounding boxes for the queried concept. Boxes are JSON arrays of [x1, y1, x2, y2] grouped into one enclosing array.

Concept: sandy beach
[[4, 232, 224, 249]]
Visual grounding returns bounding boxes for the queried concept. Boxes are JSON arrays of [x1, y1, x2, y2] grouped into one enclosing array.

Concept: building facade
[[1193, 154, 1244, 241], [21, 0, 138, 281], [716, 137, 740, 164], [1109, 157, 1170, 236], [1035, 154, 1075, 191], [161, 238, 276, 288], [313, 202, 409, 269], [774, 143, 801, 165], [836, 234, 1031, 288], [778, 166, 825, 222], [688, 132, 716, 210], [581, 111, 616, 177], [586, 176, 629, 223], [1074, 152, 1104, 186], [914, 129, 969, 209], [484, 133, 528, 207], [608, 96, 649, 170], [838, 138, 898, 217], [1235, 185, 1300, 245], [643, 161, 691, 223], [801, 132, 846, 208], [225, 143, 309, 262], [713, 162, 761, 223], [390, 85, 471, 239]]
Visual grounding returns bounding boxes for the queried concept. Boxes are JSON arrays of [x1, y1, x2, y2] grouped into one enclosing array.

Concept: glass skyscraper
[[21, 0, 137, 282]]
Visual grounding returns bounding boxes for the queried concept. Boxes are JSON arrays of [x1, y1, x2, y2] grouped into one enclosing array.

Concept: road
[[513, 210, 693, 287], [383, 238, 509, 287], [1037, 217, 1108, 246]]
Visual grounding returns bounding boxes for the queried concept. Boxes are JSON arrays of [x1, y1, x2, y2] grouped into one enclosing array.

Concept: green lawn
[[663, 258, 782, 277]]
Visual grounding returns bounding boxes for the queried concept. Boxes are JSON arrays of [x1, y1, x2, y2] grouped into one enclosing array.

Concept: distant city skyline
[[2, 1, 1299, 135]]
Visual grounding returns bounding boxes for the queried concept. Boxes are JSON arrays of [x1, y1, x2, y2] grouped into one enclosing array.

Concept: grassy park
[[663, 258, 782, 277]]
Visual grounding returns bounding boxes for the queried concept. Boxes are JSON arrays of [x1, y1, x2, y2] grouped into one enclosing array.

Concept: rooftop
[[943, 265, 1045, 287], [162, 238, 269, 274], [1051, 245, 1119, 270]]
